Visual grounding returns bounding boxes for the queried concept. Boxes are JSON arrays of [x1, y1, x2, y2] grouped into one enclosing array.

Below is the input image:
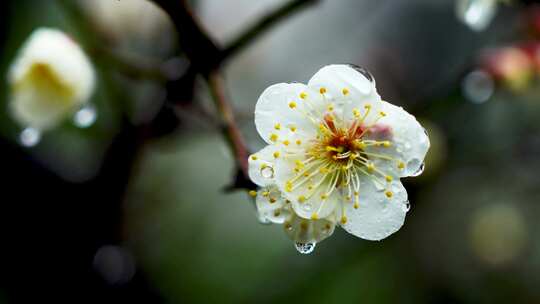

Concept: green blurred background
[[1, 0, 540, 303]]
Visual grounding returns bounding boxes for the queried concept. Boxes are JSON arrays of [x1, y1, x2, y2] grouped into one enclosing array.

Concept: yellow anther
[[398, 161, 405, 170], [298, 195, 306, 203], [321, 193, 328, 200], [250, 155, 258, 161], [319, 167, 329, 174], [352, 108, 360, 118], [294, 168, 300, 173], [290, 125, 297, 132], [269, 197, 277, 203], [295, 160, 304, 167], [326, 145, 344, 153], [288, 101, 297, 109], [274, 123, 281, 130], [367, 163, 375, 173], [270, 133, 278, 142], [303, 172, 309, 177], [353, 203, 359, 209], [261, 163, 268, 169], [324, 223, 332, 230], [340, 216, 348, 224], [274, 210, 281, 216], [285, 182, 292, 192], [385, 175, 393, 182], [354, 191, 359, 196], [283, 140, 290, 146], [311, 213, 319, 220], [385, 191, 393, 198], [350, 153, 358, 160], [341, 165, 348, 171], [319, 87, 327, 94], [308, 185, 313, 190], [327, 104, 334, 111], [354, 140, 366, 149], [273, 151, 280, 158], [364, 104, 372, 109], [296, 139, 302, 145], [379, 111, 386, 117], [345, 195, 352, 201], [383, 141, 391, 147], [342, 88, 349, 95], [248, 190, 257, 197], [262, 191, 270, 197], [300, 92, 307, 99]]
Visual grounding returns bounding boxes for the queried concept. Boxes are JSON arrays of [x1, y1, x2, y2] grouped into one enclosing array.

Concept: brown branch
[[206, 70, 254, 189], [221, 0, 319, 61]]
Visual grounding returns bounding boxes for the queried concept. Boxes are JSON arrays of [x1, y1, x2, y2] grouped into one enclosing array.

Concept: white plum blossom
[[8, 28, 96, 131], [248, 64, 429, 251]]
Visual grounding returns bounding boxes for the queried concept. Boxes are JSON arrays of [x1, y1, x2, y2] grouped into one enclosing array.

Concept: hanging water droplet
[[409, 161, 425, 177], [462, 70, 494, 104], [402, 200, 411, 212], [348, 64, 375, 84], [19, 127, 41, 147], [303, 203, 313, 212], [294, 242, 316, 254], [73, 104, 97, 128], [260, 166, 274, 179]]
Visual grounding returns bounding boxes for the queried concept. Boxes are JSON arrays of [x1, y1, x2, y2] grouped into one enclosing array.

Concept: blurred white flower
[[8, 28, 95, 131], [248, 65, 429, 251], [456, 0, 498, 32]]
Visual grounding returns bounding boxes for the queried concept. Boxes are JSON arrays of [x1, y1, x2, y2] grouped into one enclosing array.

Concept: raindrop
[[295, 242, 316, 254], [410, 161, 425, 177], [462, 70, 494, 104], [260, 166, 274, 179], [302, 203, 313, 212], [402, 200, 411, 212], [19, 127, 41, 147], [73, 104, 97, 128], [348, 64, 375, 84]]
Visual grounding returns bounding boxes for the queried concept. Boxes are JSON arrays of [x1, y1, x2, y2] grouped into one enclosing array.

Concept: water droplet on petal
[[348, 64, 375, 84], [303, 203, 313, 212], [73, 104, 97, 128], [295, 242, 316, 254], [257, 212, 272, 225], [260, 166, 274, 178], [19, 127, 41, 147], [409, 161, 425, 177], [402, 200, 411, 212], [462, 70, 494, 104]]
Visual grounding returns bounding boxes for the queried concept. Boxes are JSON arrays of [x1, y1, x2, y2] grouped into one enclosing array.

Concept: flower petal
[[340, 180, 408, 241], [308, 64, 380, 105], [255, 186, 290, 224], [248, 145, 281, 187], [254, 83, 322, 145], [283, 210, 336, 243], [274, 155, 339, 219], [377, 101, 430, 177]]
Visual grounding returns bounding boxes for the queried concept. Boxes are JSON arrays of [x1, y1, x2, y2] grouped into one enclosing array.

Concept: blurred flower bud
[[79, 0, 175, 57], [456, 0, 498, 32], [480, 47, 533, 91], [8, 28, 96, 131]]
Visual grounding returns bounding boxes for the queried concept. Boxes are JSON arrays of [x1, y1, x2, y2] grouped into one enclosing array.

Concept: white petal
[[283, 210, 336, 243], [308, 64, 380, 105], [255, 186, 290, 224], [254, 83, 322, 145], [8, 28, 95, 129], [274, 155, 339, 219], [248, 145, 281, 187], [340, 180, 408, 241], [377, 101, 429, 177]]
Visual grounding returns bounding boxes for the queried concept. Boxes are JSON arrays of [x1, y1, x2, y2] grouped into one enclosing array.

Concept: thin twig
[[206, 70, 252, 187], [221, 0, 319, 61]]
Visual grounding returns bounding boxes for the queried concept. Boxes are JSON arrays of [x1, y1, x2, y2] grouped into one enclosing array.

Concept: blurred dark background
[[2, 0, 540, 303]]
